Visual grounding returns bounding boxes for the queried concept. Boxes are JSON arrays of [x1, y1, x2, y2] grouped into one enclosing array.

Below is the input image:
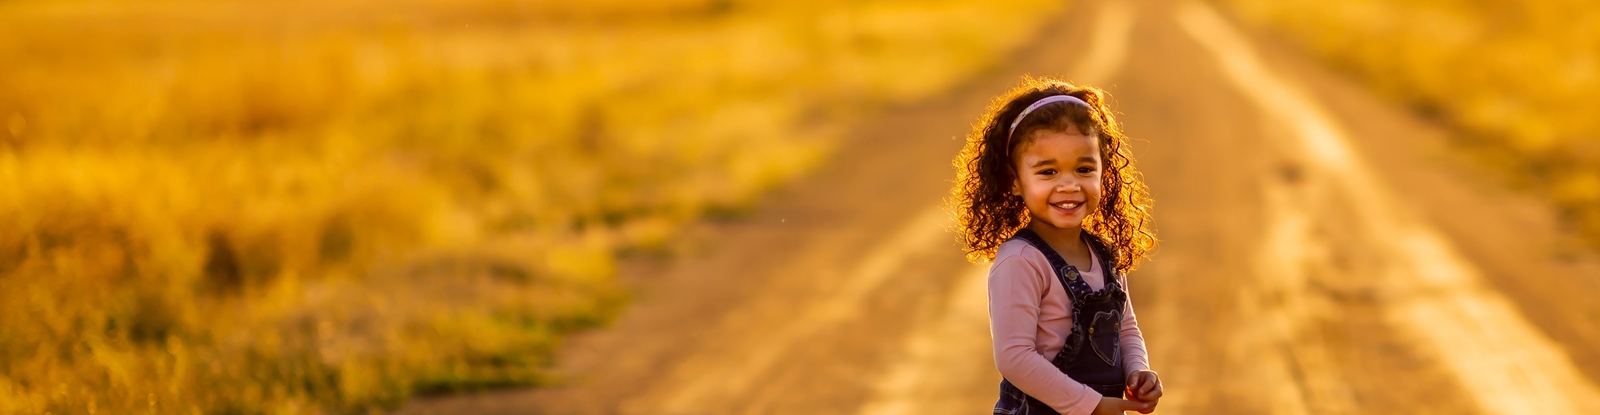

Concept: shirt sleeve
[[989, 255, 1104, 415], [1118, 273, 1151, 375]]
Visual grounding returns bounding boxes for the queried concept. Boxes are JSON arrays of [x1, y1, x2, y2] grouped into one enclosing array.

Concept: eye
[[1076, 166, 1096, 174], [1037, 168, 1058, 176]]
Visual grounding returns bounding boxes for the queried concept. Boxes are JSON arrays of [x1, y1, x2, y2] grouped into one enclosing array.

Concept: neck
[[1027, 221, 1088, 257]]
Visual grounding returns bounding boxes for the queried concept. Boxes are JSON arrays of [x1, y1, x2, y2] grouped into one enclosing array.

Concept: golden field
[[0, 0, 1063, 413], [1220, 0, 1600, 244]]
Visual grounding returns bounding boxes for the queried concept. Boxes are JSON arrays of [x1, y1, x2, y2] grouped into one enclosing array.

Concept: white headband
[[1006, 95, 1091, 146]]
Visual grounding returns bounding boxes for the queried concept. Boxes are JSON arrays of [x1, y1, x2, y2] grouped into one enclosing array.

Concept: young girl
[[953, 77, 1162, 415]]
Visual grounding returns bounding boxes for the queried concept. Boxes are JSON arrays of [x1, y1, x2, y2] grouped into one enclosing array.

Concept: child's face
[[1012, 127, 1102, 232]]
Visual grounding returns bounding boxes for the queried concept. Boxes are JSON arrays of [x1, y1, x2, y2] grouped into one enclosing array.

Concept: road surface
[[399, 0, 1600, 413]]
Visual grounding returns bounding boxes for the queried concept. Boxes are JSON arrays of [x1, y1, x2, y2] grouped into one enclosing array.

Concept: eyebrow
[[1029, 156, 1098, 168]]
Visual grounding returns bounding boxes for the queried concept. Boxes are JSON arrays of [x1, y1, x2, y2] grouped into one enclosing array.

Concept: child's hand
[[1092, 396, 1152, 415], [1126, 370, 1163, 411]]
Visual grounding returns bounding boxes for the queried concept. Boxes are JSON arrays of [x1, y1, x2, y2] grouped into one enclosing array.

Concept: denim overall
[[994, 229, 1128, 415]]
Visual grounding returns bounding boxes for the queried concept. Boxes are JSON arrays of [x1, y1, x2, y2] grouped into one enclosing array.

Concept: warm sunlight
[[3, 0, 1597, 414]]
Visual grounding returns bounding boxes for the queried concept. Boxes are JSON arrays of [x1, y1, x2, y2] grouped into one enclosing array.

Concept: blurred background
[[1, 0, 1596, 414]]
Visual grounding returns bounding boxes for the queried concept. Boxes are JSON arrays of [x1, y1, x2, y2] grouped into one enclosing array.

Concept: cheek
[[1086, 176, 1106, 204], [1022, 180, 1052, 201], [1026, 182, 1059, 210]]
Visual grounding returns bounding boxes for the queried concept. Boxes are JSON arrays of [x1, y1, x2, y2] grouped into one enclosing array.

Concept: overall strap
[[1011, 229, 1075, 285], [1083, 234, 1123, 288], [1009, 228, 1082, 300]]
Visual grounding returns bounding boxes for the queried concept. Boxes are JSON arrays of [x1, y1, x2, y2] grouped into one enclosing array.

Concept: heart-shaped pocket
[[1088, 310, 1121, 366]]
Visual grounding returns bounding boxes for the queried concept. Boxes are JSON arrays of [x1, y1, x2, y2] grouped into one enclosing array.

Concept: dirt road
[[399, 0, 1600, 413]]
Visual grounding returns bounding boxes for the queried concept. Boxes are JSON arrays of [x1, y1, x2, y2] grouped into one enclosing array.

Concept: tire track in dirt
[[1175, 2, 1600, 413], [654, 207, 951, 413]]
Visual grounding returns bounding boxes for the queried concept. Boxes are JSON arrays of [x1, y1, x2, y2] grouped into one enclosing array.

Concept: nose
[[1055, 178, 1082, 193]]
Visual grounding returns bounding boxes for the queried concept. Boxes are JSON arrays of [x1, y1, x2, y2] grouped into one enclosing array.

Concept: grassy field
[[0, 0, 1063, 413], [1218, 0, 1600, 246]]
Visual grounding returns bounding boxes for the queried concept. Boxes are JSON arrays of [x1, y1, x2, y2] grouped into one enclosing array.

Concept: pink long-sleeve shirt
[[988, 238, 1149, 415]]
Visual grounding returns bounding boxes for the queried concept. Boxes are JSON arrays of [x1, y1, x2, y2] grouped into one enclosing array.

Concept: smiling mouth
[[1051, 201, 1083, 210]]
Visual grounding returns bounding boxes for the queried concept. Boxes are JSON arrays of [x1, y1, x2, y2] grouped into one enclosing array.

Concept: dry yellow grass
[[0, 0, 1063, 413], [1219, 0, 1600, 244]]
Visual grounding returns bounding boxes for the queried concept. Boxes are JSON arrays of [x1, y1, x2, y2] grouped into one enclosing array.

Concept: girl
[[952, 77, 1162, 415]]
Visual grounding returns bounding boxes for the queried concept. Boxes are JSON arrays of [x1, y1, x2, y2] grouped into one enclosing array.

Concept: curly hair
[[949, 76, 1156, 273]]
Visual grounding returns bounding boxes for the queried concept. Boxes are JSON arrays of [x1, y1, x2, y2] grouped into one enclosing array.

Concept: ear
[[1011, 177, 1023, 197]]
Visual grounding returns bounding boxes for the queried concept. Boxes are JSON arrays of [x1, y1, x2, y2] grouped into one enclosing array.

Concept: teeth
[[1053, 202, 1080, 209]]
